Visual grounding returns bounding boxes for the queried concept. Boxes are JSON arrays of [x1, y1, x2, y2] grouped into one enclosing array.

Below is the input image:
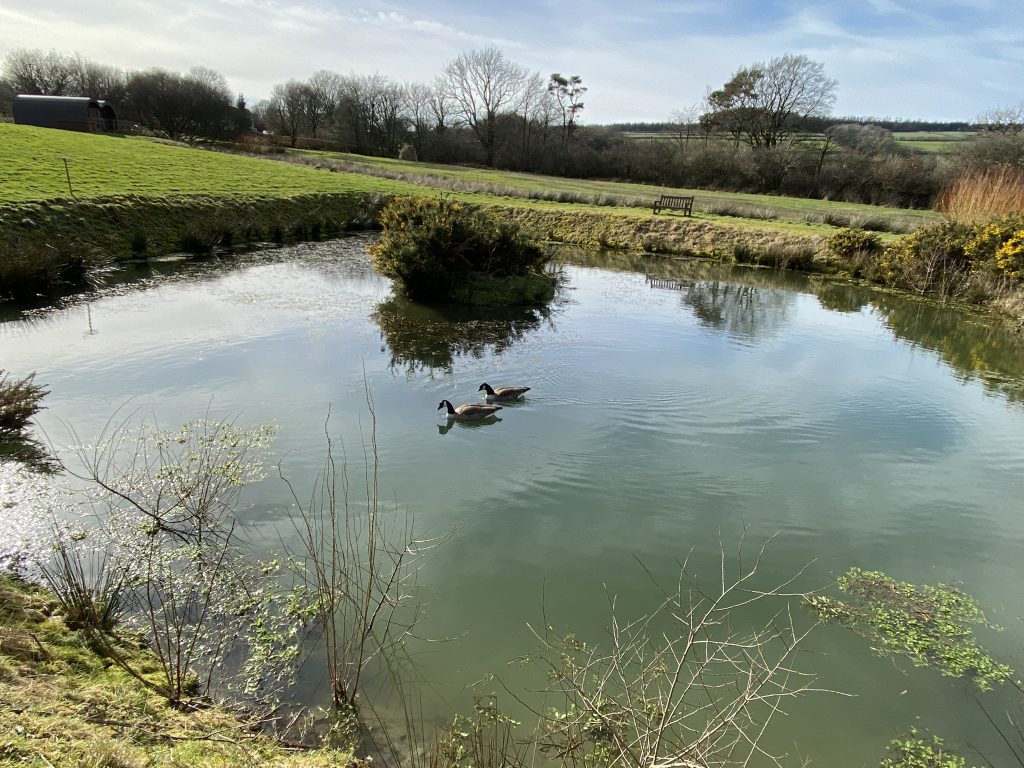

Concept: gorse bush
[[963, 213, 1024, 281], [369, 196, 552, 303], [871, 213, 1024, 299], [826, 227, 883, 263]]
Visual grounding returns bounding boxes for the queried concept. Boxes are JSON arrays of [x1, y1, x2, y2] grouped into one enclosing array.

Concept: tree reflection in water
[[589, 243, 1024, 405], [372, 296, 556, 376]]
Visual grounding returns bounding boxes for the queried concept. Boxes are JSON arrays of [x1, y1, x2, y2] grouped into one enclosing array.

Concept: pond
[[3, 235, 1024, 766]]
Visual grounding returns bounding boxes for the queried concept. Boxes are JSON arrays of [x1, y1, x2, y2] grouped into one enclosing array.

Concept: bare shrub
[[280, 396, 436, 731], [60, 415, 294, 707], [520, 539, 826, 768]]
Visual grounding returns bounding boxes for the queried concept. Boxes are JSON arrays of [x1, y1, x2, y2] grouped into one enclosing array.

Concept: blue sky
[[0, 0, 1021, 123]]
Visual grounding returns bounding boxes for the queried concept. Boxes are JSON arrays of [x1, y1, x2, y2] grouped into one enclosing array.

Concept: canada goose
[[437, 399, 503, 420], [478, 383, 531, 402]]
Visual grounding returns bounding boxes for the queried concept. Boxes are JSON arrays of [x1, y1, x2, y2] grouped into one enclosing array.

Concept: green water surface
[[3, 236, 1024, 766]]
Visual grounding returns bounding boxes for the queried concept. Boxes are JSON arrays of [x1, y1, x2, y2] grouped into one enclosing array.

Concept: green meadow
[[0, 124, 941, 237], [0, 124, 419, 201], [893, 130, 977, 154], [628, 127, 973, 156], [286, 147, 942, 231]]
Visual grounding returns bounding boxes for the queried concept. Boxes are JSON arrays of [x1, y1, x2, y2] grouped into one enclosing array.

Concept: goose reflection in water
[[437, 415, 503, 435]]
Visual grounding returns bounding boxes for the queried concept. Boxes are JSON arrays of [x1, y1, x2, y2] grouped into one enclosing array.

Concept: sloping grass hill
[[0, 124, 419, 201]]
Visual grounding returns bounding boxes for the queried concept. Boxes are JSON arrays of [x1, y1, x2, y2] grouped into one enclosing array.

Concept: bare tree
[[334, 73, 404, 154], [704, 54, 837, 149], [429, 87, 452, 133], [965, 103, 1024, 167], [668, 102, 703, 163], [437, 47, 528, 165], [262, 79, 310, 147], [401, 81, 435, 157], [125, 66, 233, 140], [304, 69, 342, 139], [515, 71, 553, 167], [2, 48, 75, 95]]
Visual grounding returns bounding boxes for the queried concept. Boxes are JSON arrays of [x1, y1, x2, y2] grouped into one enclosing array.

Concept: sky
[[0, 0, 1021, 124]]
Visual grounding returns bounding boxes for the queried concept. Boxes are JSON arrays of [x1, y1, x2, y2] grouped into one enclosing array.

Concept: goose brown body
[[478, 383, 531, 402], [437, 399, 503, 420]]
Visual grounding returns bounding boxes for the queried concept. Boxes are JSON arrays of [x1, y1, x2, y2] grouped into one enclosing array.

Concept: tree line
[[3, 47, 1022, 208]]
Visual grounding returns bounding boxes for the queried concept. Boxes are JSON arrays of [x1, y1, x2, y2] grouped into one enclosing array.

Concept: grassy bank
[[0, 573, 350, 767], [4, 123, 1022, 324], [0, 122, 839, 299]]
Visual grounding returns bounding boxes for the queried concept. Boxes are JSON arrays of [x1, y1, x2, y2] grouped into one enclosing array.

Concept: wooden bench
[[652, 194, 694, 216]]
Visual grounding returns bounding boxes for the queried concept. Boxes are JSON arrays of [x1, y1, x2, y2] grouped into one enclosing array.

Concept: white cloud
[[0, 0, 1021, 121]]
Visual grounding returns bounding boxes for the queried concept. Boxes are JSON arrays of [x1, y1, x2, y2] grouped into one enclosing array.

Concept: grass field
[[628, 128, 974, 155], [0, 123, 941, 248], [893, 131, 977, 154], [283, 148, 942, 232], [0, 124, 421, 202]]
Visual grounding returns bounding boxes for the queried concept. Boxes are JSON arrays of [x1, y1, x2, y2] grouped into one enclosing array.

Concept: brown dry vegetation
[[937, 165, 1024, 222]]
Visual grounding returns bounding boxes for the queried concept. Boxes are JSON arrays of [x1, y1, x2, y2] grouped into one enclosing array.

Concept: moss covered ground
[[0, 573, 351, 767]]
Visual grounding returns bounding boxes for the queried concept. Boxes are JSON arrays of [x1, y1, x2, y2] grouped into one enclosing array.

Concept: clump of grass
[[733, 243, 815, 270], [850, 215, 890, 232], [0, 241, 86, 300], [938, 165, 1024, 222], [747, 207, 779, 221], [823, 210, 853, 228], [129, 228, 149, 254], [641, 235, 670, 253], [38, 534, 126, 634], [707, 202, 741, 218], [178, 230, 214, 254]]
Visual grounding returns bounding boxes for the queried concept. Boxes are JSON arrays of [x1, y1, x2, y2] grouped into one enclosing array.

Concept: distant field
[[893, 131, 977, 154], [627, 128, 976, 155], [287, 149, 942, 231], [0, 124, 941, 238]]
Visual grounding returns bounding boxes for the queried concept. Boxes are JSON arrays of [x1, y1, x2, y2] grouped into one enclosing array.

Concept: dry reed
[[937, 165, 1024, 222]]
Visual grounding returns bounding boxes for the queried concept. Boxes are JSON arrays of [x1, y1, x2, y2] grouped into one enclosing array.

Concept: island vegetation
[[369, 196, 555, 304]]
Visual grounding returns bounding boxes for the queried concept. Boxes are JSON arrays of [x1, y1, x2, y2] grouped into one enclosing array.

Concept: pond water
[[3, 235, 1024, 765]]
